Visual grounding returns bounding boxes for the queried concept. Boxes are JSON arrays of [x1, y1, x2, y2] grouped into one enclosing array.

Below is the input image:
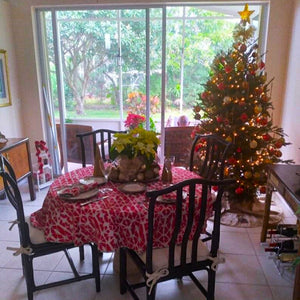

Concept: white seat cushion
[[140, 239, 210, 270], [25, 216, 47, 244]]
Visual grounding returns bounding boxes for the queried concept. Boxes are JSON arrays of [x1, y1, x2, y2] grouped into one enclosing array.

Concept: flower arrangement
[[124, 113, 146, 130], [110, 127, 160, 165], [125, 113, 157, 132], [35, 140, 50, 174], [125, 91, 160, 115], [109, 128, 160, 182]]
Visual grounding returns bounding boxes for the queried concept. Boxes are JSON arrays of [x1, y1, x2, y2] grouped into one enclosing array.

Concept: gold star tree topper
[[238, 4, 254, 24]]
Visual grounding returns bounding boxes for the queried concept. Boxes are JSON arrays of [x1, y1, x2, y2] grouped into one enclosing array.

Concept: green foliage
[[193, 20, 293, 205], [46, 7, 240, 117]]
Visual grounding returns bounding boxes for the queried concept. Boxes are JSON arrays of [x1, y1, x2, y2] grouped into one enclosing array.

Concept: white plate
[[79, 176, 107, 185], [60, 189, 99, 201], [118, 183, 146, 193], [157, 191, 187, 204]]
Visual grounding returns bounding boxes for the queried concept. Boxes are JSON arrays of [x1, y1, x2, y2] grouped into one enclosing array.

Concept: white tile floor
[[0, 180, 297, 300]]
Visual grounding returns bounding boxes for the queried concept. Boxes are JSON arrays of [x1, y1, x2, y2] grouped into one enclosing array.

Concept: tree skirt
[[218, 194, 283, 228]]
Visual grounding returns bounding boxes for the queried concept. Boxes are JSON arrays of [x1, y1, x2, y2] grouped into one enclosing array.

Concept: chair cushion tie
[[8, 219, 19, 231], [7, 246, 33, 256], [206, 255, 225, 271], [146, 268, 169, 295]]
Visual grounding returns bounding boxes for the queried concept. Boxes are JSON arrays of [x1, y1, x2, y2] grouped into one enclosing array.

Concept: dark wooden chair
[[76, 129, 126, 167], [189, 134, 232, 180], [164, 126, 194, 168], [119, 177, 235, 300], [0, 154, 100, 300], [76, 128, 126, 260], [56, 123, 93, 169]]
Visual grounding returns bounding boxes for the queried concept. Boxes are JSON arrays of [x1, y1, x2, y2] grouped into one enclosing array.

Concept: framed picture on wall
[[0, 49, 11, 107]]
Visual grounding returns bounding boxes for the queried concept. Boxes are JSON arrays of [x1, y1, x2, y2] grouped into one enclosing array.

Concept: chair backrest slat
[[190, 134, 232, 180], [77, 129, 126, 167], [145, 177, 235, 275], [180, 183, 196, 265], [0, 155, 30, 247]]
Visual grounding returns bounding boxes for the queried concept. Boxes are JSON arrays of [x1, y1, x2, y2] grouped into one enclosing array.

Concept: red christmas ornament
[[236, 147, 242, 153], [259, 186, 266, 194], [274, 140, 283, 148], [235, 186, 244, 194], [262, 134, 271, 141], [216, 116, 223, 123], [217, 82, 225, 90], [201, 91, 209, 100], [240, 113, 248, 122], [225, 65, 233, 73], [259, 61, 265, 69], [275, 150, 282, 157], [239, 44, 247, 52], [228, 157, 237, 165]]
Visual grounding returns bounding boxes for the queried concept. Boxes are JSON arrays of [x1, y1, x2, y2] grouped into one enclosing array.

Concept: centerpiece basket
[[108, 128, 160, 182]]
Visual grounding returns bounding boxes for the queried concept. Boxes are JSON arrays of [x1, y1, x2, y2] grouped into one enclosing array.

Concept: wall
[[0, 0, 22, 138], [280, 0, 300, 163], [5, 0, 300, 163]]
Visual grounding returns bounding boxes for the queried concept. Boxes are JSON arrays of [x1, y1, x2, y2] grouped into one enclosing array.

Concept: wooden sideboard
[[260, 164, 300, 300], [0, 138, 36, 200]]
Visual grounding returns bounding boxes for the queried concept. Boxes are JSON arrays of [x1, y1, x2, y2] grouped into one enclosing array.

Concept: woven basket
[[0, 139, 8, 149]]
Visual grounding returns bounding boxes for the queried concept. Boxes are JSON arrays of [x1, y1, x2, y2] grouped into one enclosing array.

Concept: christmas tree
[[193, 4, 292, 207]]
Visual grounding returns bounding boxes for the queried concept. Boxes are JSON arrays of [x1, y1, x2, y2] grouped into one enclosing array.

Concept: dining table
[[30, 166, 214, 253]]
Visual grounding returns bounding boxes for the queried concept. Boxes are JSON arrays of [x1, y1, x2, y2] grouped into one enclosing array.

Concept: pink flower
[[124, 113, 146, 130]]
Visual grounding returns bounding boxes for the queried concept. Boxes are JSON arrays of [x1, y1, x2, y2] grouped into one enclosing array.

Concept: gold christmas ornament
[[250, 140, 258, 149], [253, 172, 260, 179], [236, 61, 245, 71], [244, 171, 252, 179], [225, 136, 232, 143], [254, 105, 262, 114]]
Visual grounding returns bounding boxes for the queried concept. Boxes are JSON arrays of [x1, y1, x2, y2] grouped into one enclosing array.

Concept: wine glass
[[104, 160, 113, 181], [169, 156, 175, 168]]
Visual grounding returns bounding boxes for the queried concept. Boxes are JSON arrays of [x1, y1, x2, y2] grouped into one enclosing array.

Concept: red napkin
[[58, 182, 98, 198]]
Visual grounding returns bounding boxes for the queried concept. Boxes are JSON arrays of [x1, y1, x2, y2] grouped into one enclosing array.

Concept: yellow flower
[[110, 128, 160, 166]]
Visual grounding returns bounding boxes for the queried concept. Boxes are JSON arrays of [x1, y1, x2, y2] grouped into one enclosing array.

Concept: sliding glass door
[[35, 3, 267, 174]]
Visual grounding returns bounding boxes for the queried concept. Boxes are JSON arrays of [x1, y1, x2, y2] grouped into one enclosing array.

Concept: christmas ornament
[[244, 171, 252, 179], [223, 96, 231, 104], [192, 4, 292, 207], [254, 105, 262, 114], [225, 136, 232, 143], [253, 172, 260, 179], [262, 134, 271, 141], [250, 140, 258, 149], [259, 186, 266, 194], [235, 186, 244, 194], [194, 105, 201, 112], [240, 113, 248, 122], [274, 140, 283, 148]]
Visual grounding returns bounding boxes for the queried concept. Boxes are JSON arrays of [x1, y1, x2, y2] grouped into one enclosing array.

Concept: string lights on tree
[[193, 4, 293, 207]]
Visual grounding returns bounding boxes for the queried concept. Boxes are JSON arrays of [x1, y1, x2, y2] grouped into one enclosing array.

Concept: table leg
[[260, 184, 273, 242], [0, 190, 5, 200], [28, 174, 36, 201]]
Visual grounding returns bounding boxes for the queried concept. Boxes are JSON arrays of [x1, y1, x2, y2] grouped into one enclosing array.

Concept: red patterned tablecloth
[[30, 167, 213, 252]]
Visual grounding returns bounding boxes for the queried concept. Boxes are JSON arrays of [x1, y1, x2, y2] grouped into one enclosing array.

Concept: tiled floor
[[0, 180, 297, 300]]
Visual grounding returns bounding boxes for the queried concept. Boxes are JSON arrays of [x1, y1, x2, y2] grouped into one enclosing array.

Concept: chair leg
[[119, 247, 127, 294], [64, 249, 80, 277], [146, 284, 156, 300], [207, 269, 216, 300], [22, 255, 34, 300], [79, 245, 85, 260], [91, 244, 101, 292]]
